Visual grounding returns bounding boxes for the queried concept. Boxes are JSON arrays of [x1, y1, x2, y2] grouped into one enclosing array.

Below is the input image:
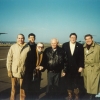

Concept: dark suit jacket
[[62, 42, 84, 73], [25, 42, 37, 80]]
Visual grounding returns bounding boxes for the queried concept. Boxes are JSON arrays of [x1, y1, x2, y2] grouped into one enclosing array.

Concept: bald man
[[42, 38, 66, 98]]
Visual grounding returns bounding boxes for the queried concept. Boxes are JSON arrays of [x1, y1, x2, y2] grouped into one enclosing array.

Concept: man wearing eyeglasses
[[62, 33, 84, 100], [32, 42, 44, 99]]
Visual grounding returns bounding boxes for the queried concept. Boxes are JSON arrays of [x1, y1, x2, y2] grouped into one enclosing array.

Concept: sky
[[0, 0, 100, 43]]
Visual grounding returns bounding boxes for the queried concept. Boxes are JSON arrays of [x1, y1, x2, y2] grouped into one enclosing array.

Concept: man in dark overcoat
[[62, 33, 84, 100]]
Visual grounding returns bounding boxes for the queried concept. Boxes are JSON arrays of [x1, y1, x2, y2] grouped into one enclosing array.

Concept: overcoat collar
[[83, 42, 95, 56], [83, 41, 95, 48]]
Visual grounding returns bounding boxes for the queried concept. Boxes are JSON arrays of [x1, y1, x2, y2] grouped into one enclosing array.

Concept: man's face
[[28, 36, 35, 43], [51, 39, 58, 49], [17, 35, 24, 44], [37, 43, 44, 52], [70, 35, 77, 44], [85, 36, 93, 45]]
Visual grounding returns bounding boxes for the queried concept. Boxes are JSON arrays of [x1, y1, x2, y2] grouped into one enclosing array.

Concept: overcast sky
[[0, 0, 100, 43]]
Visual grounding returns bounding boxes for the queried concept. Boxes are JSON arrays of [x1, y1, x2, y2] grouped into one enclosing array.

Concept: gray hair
[[50, 38, 59, 44], [37, 42, 44, 48], [17, 33, 25, 40]]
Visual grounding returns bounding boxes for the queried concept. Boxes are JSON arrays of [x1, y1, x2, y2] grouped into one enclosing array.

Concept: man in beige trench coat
[[83, 34, 100, 100]]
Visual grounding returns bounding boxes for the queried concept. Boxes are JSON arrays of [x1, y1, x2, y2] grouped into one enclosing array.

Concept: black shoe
[[89, 94, 96, 100]]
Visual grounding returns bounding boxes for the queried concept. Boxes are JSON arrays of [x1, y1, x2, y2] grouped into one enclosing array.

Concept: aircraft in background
[[0, 33, 7, 35]]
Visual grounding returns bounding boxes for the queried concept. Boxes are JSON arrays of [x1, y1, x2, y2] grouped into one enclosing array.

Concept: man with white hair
[[42, 38, 66, 98], [31, 42, 44, 99], [26, 42, 44, 99]]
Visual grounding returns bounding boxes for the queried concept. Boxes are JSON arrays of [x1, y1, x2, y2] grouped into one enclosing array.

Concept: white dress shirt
[[70, 42, 76, 55]]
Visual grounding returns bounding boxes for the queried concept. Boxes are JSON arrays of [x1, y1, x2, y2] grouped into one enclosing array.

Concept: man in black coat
[[62, 33, 84, 100], [26, 33, 37, 81], [24, 33, 37, 99]]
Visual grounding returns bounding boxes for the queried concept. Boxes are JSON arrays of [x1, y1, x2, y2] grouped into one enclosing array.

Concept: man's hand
[[39, 66, 43, 70], [78, 67, 83, 72], [36, 66, 44, 70], [61, 72, 66, 77], [36, 66, 40, 69], [8, 71, 12, 77]]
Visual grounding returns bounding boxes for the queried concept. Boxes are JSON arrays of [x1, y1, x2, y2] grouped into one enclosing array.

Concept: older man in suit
[[62, 33, 84, 100]]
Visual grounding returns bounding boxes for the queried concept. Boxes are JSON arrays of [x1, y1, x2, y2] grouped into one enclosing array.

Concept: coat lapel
[[73, 42, 78, 56], [85, 47, 94, 56], [84, 42, 95, 57]]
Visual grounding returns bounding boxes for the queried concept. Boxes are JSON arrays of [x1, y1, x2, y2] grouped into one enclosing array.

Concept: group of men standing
[[6, 33, 100, 100]]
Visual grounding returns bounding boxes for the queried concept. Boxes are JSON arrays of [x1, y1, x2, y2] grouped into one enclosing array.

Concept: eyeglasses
[[37, 46, 44, 49]]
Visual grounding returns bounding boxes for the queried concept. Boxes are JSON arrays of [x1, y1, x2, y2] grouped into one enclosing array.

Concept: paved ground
[[0, 47, 11, 100], [0, 47, 100, 100]]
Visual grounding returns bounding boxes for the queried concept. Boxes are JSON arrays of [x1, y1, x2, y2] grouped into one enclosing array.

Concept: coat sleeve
[[79, 44, 84, 68], [6, 46, 13, 72], [40, 49, 48, 72], [62, 44, 68, 73]]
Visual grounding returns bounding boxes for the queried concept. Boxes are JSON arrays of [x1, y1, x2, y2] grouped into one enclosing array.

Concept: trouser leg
[[74, 88, 79, 100], [53, 73, 60, 96], [67, 90, 73, 100], [20, 79, 26, 100], [66, 72, 80, 100], [47, 72, 53, 94], [10, 77, 17, 100], [73, 73, 81, 100], [88, 94, 96, 100]]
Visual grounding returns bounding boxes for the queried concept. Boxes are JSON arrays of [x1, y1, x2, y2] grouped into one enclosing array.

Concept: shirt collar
[[70, 41, 76, 45]]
